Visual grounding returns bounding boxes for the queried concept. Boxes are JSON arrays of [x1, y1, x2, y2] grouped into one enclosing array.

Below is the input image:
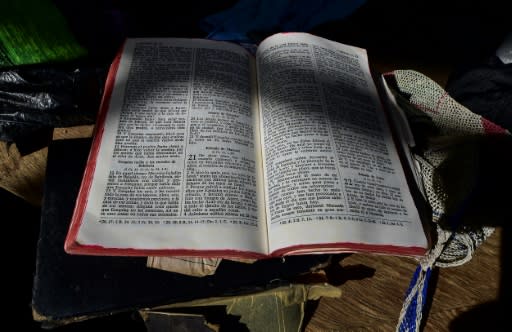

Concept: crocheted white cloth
[[389, 70, 509, 331]]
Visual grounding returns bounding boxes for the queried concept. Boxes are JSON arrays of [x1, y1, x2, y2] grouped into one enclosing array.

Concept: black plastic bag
[[0, 64, 107, 153]]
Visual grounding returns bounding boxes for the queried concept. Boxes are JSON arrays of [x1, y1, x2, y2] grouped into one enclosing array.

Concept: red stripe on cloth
[[433, 92, 449, 114], [481, 117, 507, 134]]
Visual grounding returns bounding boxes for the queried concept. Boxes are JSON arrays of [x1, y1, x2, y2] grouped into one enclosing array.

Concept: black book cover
[[31, 138, 330, 326]]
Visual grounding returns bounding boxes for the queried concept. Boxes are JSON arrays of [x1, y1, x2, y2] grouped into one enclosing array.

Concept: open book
[[64, 32, 430, 259]]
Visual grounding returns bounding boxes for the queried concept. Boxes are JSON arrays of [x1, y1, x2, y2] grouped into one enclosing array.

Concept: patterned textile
[[386, 70, 509, 331], [0, 0, 86, 68]]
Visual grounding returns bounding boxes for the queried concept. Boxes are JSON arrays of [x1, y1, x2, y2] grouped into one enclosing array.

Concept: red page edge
[[66, 241, 426, 259], [271, 242, 427, 258], [65, 245, 267, 260], [64, 42, 126, 254]]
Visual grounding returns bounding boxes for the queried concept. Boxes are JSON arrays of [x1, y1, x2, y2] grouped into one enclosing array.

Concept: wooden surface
[[1, 125, 505, 331], [0, 125, 94, 206], [304, 229, 503, 331]]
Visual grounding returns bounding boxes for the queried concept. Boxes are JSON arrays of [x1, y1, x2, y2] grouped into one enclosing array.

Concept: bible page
[[73, 38, 267, 256], [256, 33, 427, 255]]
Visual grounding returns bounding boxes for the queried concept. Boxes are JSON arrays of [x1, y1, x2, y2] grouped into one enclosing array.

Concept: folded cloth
[[386, 69, 510, 332], [200, 0, 366, 43], [445, 57, 512, 133]]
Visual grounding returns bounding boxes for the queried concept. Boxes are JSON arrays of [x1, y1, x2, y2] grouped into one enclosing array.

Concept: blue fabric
[[200, 0, 366, 43], [399, 266, 432, 332]]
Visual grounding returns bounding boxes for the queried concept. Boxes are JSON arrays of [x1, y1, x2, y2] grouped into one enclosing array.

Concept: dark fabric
[[200, 0, 366, 43], [31, 138, 330, 325], [446, 56, 512, 132], [53, 0, 238, 61]]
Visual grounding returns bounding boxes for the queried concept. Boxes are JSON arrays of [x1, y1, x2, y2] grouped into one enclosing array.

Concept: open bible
[[64, 32, 430, 259]]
